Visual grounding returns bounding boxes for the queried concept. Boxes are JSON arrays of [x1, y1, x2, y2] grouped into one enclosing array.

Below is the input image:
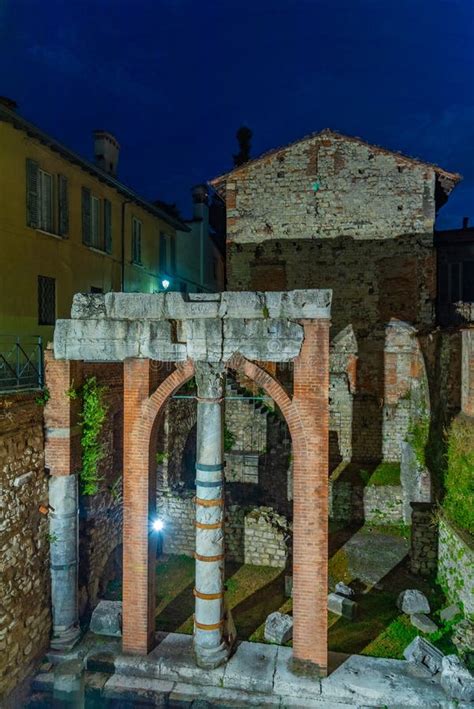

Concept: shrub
[[443, 416, 474, 534], [79, 377, 108, 495]]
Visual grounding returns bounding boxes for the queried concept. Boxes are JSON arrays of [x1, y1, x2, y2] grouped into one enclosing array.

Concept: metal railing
[[0, 336, 44, 391]]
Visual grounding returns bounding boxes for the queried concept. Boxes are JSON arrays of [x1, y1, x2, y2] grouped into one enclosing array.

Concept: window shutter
[[58, 175, 69, 236], [82, 187, 91, 245], [170, 236, 176, 274], [26, 158, 39, 228], [104, 199, 112, 253]]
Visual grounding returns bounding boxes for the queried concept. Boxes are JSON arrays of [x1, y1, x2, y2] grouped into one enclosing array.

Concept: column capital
[[195, 361, 225, 400]]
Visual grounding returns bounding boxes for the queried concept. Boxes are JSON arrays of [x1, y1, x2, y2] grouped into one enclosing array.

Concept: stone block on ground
[[397, 589, 430, 615], [264, 612, 293, 644], [440, 603, 462, 622], [403, 636, 444, 675], [440, 655, 474, 702], [90, 600, 123, 637], [327, 593, 357, 620], [410, 613, 438, 634], [335, 582, 355, 598]]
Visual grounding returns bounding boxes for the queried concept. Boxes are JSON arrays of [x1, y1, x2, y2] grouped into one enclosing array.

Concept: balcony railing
[[0, 336, 44, 391]]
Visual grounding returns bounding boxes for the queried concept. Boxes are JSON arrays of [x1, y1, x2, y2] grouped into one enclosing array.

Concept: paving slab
[[223, 640, 278, 693], [273, 646, 322, 699], [320, 654, 449, 707], [153, 632, 226, 687], [103, 674, 174, 705], [171, 681, 278, 707]]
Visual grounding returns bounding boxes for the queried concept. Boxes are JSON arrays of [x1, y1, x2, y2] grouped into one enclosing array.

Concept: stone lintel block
[[70, 289, 332, 322], [90, 600, 123, 637]]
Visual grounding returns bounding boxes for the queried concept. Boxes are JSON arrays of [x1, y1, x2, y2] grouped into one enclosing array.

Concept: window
[[159, 232, 167, 271], [169, 236, 176, 274], [132, 217, 142, 264], [38, 276, 56, 325], [448, 261, 474, 303], [104, 198, 112, 254], [90, 286, 103, 294], [38, 170, 53, 232], [26, 159, 68, 236], [91, 196, 100, 248]]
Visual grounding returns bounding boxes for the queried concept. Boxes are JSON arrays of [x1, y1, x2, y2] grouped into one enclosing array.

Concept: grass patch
[[443, 415, 474, 535], [361, 462, 401, 487], [362, 614, 417, 659]]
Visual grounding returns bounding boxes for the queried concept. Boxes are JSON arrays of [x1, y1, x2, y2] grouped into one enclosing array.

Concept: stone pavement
[[31, 631, 463, 708]]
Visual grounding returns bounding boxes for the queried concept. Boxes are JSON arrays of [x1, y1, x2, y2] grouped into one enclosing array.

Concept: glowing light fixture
[[161, 278, 170, 290], [152, 518, 165, 532]]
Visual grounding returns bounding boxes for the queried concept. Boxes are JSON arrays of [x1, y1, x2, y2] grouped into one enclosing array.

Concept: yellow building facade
[[0, 104, 186, 342]]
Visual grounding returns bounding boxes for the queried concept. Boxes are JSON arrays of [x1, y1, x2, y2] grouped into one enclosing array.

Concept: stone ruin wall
[[157, 490, 289, 568], [224, 132, 441, 466], [0, 363, 124, 699], [0, 391, 50, 699]]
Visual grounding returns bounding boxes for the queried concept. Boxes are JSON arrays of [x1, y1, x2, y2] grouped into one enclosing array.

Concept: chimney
[[93, 130, 120, 176], [192, 184, 209, 220], [0, 96, 18, 111], [463, 216, 469, 229]]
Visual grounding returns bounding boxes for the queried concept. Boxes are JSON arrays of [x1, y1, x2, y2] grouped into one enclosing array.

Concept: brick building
[[210, 129, 460, 465]]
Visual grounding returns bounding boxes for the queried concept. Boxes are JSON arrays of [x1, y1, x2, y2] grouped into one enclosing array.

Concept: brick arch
[[122, 359, 195, 655]]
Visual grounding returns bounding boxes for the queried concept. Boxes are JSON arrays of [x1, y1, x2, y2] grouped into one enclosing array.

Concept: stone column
[[193, 362, 229, 669], [44, 351, 83, 650], [49, 475, 80, 649]]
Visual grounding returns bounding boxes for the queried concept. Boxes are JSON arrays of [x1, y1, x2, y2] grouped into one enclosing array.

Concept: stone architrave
[[403, 636, 444, 675]]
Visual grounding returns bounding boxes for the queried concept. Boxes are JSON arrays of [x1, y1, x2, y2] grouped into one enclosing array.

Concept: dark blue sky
[[2, 0, 473, 227]]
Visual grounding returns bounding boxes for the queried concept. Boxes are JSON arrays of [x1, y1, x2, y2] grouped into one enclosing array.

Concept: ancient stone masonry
[[0, 392, 50, 699], [410, 502, 438, 578], [211, 130, 460, 467], [52, 288, 332, 675], [438, 517, 474, 617]]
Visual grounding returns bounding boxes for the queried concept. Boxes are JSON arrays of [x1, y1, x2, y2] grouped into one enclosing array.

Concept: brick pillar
[[122, 358, 157, 655], [292, 319, 329, 676], [44, 349, 83, 649]]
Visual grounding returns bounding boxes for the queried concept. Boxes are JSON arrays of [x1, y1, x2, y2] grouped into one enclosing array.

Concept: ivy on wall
[[68, 377, 109, 495]]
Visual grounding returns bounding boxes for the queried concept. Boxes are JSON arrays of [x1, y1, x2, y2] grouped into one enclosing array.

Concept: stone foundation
[[410, 502, 438, 577]]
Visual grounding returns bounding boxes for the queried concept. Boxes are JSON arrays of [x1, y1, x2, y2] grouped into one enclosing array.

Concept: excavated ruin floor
[[28, 631, 458, 708]]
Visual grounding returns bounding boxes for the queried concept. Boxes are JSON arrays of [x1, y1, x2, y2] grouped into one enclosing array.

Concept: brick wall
[[0, 392, 50, 700], [221, 132, 445, 466]]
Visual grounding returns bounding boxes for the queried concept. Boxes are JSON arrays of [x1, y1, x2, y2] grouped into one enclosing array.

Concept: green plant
[[443, 416, 474, 534], [109, 475, 123, 503], [47, 532, 59, 544], [35, 388, 50, 406], [361, 462, 401, 487], [65, 382, 78, 399], [225, 578, 238, 594], [406, 413, 430, 469], [79, 377, 108, 495], [262, 305, 270, 319], [224, 426, 236, 452], [156, 451, 168, 465]]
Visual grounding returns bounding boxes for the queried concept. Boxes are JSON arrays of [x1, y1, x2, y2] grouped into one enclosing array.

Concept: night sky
[[2, 0, 473, 227]]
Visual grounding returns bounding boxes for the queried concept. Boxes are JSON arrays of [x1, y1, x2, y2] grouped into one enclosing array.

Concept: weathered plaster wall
[[0, 392, 50, 700]]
